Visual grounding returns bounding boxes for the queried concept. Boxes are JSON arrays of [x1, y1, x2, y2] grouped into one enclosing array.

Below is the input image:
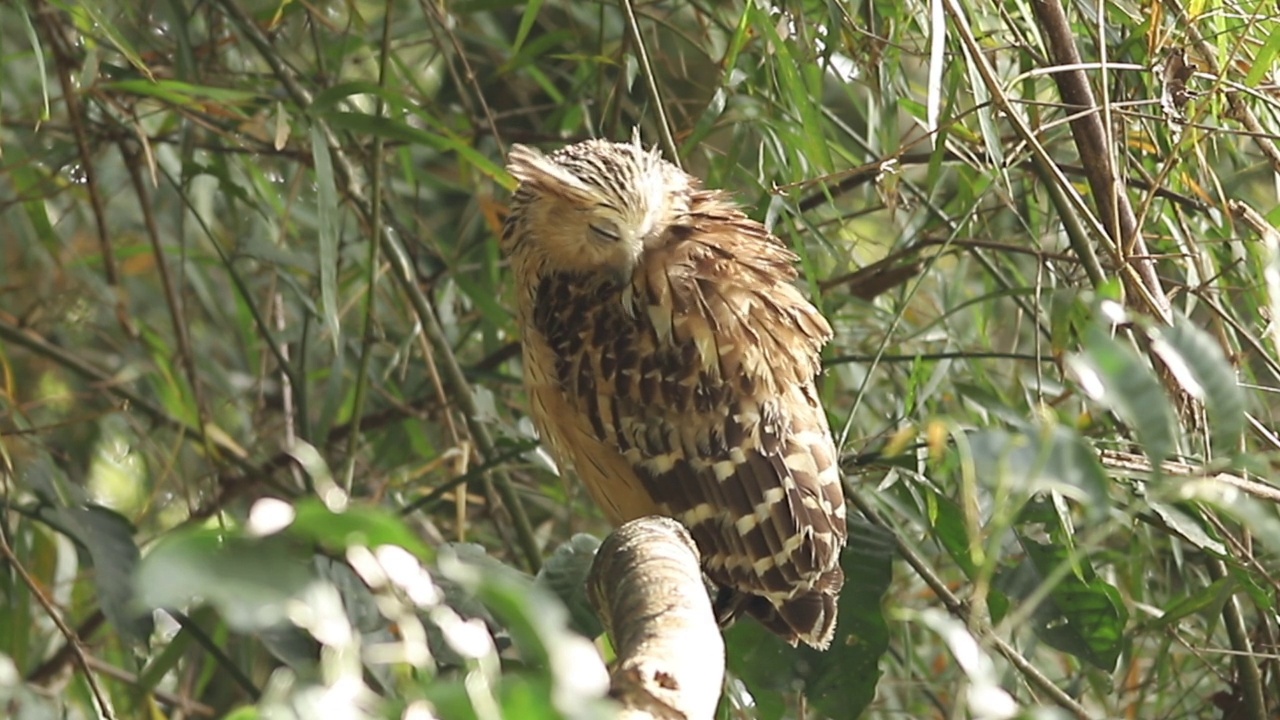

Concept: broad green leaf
[[134, 529, 314, 632], [801, 519, 893, 718], [534, 534, 603, 639], [1005, 500, 1127, 671], [1150, 314, 1245, 458], [1069, 325, 1178, 468], [1146, 500, 1226, 556], [965, 425, 1110, 516], [929, 493, 1011, 624], [435, 545, 613, 718], [35, 504, 153, 644], [290, 499, 433, 558]]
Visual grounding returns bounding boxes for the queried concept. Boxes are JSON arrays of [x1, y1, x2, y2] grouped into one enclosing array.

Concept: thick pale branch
[[588, 517, 725, 720]]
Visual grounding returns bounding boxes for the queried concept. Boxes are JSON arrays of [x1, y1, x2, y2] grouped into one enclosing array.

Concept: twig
[[1164, 0, 1280, 176], [81, 654, 217, 717], [174, 611, 262, 701], [0, 318, 256, 474], [119, 142, 218, 460], [1209, 558, 1268, 720], [344, 0, 393, 491], [211, 0, 544, 573], [0, 525, 115, 718], [940, 0, 1166, 321], [620, 0, 682, 167], [846, 486, 1095, 719], [32, 0, 130, 337], [417, 0, 503, 155]]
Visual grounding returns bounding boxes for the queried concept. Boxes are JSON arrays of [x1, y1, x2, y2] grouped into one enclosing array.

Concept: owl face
[[503, 139, 691, 282]]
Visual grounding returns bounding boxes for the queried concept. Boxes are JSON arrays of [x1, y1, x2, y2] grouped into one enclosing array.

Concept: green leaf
[[1069, 324, 1178, 468], [801, 519, 893, 717], [929, 492, 1011, 624], [290, 499, 433, 558], [1151, 314, 1245, 458], [1149, 577, 1234, 628], [311, 81, 414, 114], [134, 529, 315, 632], [435, 545, 613, 718], [34, 504, 153, 644], [78, 4, 151, 79], [320, 112, 507, 181], [1246, 25, 1280, 87], [100, 79, 259, 108], [754, 7, 832, 173], [1145, 500, 1226, 556], [931, 493, 978, 576], [310, 122, 341, 354], [1004, 500, 1128, 671], [965, 424, 1110, 518], [2, 143, 56, 248], [511, 0, 545, 54], [534, 534, 603, 639]]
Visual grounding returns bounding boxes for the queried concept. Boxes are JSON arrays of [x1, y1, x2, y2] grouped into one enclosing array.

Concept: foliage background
[[2, 0, 1280, 718]]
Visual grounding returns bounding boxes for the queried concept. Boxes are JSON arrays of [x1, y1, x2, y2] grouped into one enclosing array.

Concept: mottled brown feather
[[504, 139, 846, 649]]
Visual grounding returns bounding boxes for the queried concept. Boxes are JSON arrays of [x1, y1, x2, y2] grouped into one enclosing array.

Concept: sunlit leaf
[[290, 499, 433, 558], [1150, 314, 1245, 458], [1069, 325, 1178, 468]]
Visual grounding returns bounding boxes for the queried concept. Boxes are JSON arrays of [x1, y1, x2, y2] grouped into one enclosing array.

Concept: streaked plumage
[[502, 137, 846, 649]]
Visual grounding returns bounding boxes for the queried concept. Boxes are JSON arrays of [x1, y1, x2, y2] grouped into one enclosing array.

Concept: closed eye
[[589, 223, 621, 242]]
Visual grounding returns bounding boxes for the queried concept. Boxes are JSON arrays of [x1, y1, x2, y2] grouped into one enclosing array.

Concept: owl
[[501, 137, 846, 649]]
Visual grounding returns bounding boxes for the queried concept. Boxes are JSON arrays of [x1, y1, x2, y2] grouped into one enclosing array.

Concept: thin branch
[[0, 317, 256, 474], [344, 0, 394, 491], [211, 0, 543, 572], [1210, 558, 1269, 720], [119, 142, 217, 457], [1164, 0, 1280, 175], [1029, 0, 1171, 322], [32, 0, 125, 324], [81, 655, 217, 717], [620, 0, 682, 167], [846, 486, 1095, 719], [940, 0, 1166, 321], [0, 525, 115, 718]]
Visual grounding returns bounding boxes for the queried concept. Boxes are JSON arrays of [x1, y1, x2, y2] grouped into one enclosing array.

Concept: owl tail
[[718, 565, 843, 650]]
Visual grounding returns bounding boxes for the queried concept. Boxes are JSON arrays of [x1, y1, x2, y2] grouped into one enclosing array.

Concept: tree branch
[[588, 516, 724, 720], [1029, 0, 1171, 321]]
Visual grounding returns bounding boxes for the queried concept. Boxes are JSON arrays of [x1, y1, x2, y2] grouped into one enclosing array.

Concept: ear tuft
[[506, 144, 548, 185], [506, 143, 594, 202]]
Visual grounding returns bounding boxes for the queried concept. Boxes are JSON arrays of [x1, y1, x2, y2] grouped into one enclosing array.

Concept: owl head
[[502, 136, 692, 280]]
